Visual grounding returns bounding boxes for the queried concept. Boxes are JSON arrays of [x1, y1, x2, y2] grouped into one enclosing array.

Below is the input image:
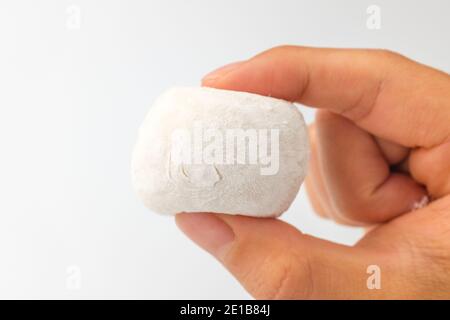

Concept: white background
[[0, 0, 449, 299]]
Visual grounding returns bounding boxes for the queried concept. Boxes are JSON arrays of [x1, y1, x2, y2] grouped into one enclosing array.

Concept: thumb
[[176, 213, 381, 299]]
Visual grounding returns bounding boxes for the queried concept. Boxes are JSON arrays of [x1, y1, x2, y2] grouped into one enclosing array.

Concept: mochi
[[131, 87, 309, 218]]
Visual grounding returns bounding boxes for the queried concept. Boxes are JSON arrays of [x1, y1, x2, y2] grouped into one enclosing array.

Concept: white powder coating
[[131, 87, 309, 218]]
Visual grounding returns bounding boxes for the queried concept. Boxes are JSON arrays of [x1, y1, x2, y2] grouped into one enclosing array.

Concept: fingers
[[304, 125, 334, 219], [176, 212, 383, 299], [306, 112, 426, 224], [410, 141, 450, 198], [314, 111, 427, 224], [203, 46, 450, 148], [305, 125, 359, 225]]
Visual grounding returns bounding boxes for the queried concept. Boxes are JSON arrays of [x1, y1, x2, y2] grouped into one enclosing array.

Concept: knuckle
[[224, 234, 315, 299], [257, 45, 303, 60], [334, 197, 385, 225], [315, 110, 338, 123], [253, 252, 313, 300], [268, 45, 298, 54], [372, 48, 401, 60], [336, 203, 369, 224], [393, 200, 450, 290]]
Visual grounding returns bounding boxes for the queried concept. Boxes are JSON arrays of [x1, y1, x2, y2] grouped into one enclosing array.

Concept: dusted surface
[[132, 87, 309, 217]]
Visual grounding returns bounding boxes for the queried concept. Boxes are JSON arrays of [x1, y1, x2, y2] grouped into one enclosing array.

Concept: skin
[[175, 46, 450, 299]]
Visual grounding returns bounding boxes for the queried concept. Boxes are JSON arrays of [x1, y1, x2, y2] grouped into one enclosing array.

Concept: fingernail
[[202, 61, 245, 82], [176, 213, 235, 259]]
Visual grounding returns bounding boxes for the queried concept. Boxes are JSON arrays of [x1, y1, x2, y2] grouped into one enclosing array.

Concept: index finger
[[202, 46, 450, 148]]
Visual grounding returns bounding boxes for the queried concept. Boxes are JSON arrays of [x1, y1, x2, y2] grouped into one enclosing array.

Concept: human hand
[[176, 46, 450, 299]]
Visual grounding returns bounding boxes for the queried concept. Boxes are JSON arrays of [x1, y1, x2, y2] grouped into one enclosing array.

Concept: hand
[[175, 46, 450, 299]]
